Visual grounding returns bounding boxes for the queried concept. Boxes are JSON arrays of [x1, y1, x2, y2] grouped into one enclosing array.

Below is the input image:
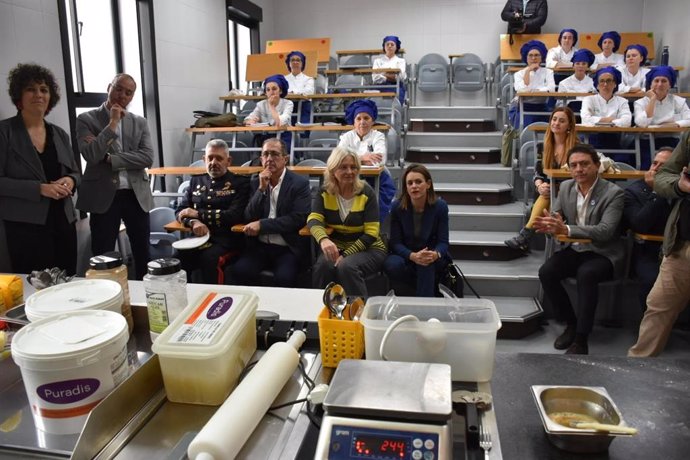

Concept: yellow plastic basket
[[318, 306, 364, 368]]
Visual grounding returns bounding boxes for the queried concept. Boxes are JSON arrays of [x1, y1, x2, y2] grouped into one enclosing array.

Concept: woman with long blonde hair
[[505, 107, 578, 252], [307, 147, 387, 297]]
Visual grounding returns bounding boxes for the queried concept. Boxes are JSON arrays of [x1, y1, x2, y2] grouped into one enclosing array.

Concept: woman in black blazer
[[383, 164, 450, 297], [0, 63, 80, 274]]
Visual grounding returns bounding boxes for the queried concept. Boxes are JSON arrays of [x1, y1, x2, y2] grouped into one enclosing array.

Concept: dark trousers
[[230, 242, 300, 287], [539, 247, 613, 335], [313, 249, 387, 298], [383, 254, 447, 297], [90, 190, 150, 279], [4, 201, 77, 275], [178, 242, 235, 285]]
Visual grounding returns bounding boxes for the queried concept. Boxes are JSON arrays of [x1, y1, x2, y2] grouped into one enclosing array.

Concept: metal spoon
[[323, 282, 348, 319], [348, 297, 365, 321]]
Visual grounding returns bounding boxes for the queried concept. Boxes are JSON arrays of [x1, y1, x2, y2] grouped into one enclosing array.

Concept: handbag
[[440, 263, 480, 299]]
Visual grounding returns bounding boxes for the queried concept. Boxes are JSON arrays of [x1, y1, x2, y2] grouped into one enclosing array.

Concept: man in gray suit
[[535, 144, 625, 355], [76, 74, 154, 279]]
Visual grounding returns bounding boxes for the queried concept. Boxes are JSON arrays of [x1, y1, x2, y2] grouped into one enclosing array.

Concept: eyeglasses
[[598, 79, 615, 84], [527, 53, 541, 58], [261, 150, 283, 158]]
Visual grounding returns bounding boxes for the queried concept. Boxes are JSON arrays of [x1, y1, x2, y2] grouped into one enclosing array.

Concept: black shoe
[[554, 325, 577, 350], [565, 342, 589, 355], [504, 228, 534, 252]]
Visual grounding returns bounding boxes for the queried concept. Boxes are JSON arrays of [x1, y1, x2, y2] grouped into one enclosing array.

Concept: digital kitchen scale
[[314, 360, 453, 460]]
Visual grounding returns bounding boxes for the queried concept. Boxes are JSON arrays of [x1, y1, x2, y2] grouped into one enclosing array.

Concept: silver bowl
[[531, 385, 635, 453]]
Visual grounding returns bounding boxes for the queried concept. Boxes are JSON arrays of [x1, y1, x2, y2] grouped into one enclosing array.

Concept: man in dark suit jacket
[[229, 138, 311, 287], [535, 144, 624, 355], [176, 139, 249, 284], [623, 147, 673, 311], [76, 74, 154, 279]]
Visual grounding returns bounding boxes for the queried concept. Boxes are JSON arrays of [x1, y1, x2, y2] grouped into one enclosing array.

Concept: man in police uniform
[[176, 139, 249, 283]]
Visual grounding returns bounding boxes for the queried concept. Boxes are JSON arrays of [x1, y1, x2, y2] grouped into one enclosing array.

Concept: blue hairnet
[[572, 49, 595, 67], [345, 99, 378, 125], [597, 31, 621, 53], [645, 66, 676, 91], [264, 74, 289, 98], [520, 40, 547, 64], [594, 66, 622, 94], [559, 29, 578, 46], [285, 51, 306, 72], [625, 44, 648, 63], [382, 35, 401, 53]]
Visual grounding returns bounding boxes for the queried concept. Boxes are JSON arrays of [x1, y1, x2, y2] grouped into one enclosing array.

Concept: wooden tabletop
[[164, 220, 188, 233], [289, 124, 390, 132], [634, 232, 664, 242], [324, 68, 400, 75], [148, 165, 384, 176], [169, 221, 329, 237], [543, 168, 645, 180], [184, 124, 391, 134], [516, 91, 690, 99], [555, 234, 592, 244], [218, 92, 397, 102], [185, 126, 284, 134], [529, 124, 687, 134], [336, 48, 405, 56]]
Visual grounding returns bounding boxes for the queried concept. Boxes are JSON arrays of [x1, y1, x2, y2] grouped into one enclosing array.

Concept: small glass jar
[[143, 258, 188, 342], [85, 251, 134, 334]]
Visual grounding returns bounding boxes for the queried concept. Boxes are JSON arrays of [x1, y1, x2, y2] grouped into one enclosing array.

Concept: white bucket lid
[[25, 279, 123, 322], [11, 310, 128, 371]]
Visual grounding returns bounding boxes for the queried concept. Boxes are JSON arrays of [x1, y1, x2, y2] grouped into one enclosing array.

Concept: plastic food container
[[25, 279, 124, 323], [361, 296, 501, 382], [317, 307, 364, 368], [10, 310, 129, 434], [152, 288, 258, 405]]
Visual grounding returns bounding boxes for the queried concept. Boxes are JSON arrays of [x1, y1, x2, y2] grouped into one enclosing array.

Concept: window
[[58, 0, 160, 174], [227, 0, 262, 94]]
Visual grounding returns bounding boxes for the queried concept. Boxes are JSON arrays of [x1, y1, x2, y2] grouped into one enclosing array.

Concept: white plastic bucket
[[25, 279, 124, 323], [10, 310, 129, 434]]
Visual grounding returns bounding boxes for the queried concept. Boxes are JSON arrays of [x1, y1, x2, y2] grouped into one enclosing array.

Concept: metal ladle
[[323, 282, 348, 319]]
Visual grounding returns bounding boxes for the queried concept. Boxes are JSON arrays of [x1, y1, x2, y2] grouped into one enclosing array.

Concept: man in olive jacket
[[629, 131, 690, 357]]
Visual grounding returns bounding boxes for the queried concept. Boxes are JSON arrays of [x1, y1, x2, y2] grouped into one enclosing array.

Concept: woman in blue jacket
[[383, 164, 450, 297]]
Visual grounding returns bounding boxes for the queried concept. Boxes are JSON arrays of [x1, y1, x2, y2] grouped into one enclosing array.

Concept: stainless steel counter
[[1, 280, 503, 459]]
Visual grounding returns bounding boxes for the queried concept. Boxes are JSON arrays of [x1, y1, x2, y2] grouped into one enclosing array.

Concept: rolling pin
[[187, 331, 307, 460]]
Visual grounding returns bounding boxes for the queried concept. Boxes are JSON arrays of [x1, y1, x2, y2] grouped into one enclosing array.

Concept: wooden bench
[[530, 125, 686, 168], [181, 123, 391, 166], [245, 51, 318, 83], [500, 32, 655, 62], [265, 38, 331, 64]]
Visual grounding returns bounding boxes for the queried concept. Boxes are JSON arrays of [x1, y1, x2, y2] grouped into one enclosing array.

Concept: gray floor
[[496, 318, 690, 358]]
